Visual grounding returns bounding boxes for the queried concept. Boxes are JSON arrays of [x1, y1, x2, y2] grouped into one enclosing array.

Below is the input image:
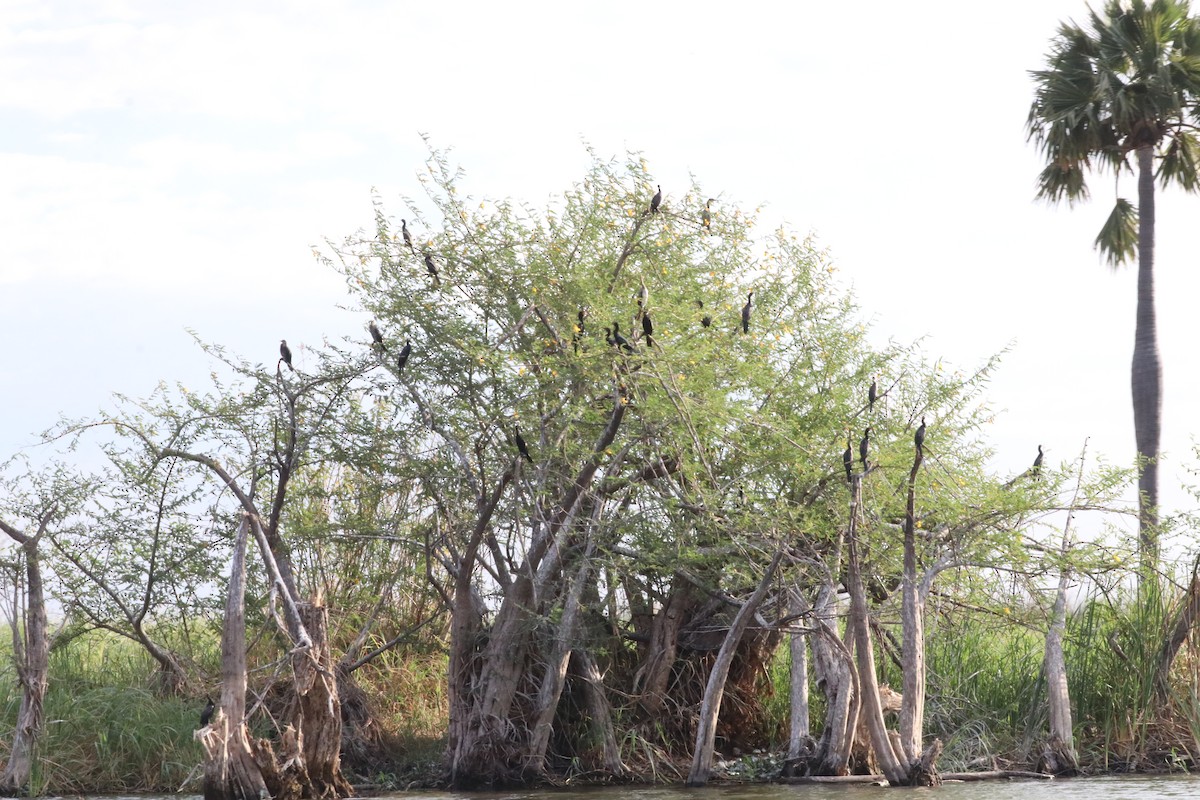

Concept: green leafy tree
[[330, 148, 1069, 785], [1027, 0, 1200, 570]]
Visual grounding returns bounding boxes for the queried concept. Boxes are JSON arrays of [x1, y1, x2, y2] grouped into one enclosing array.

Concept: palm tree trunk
[[1133, 143, 1162, 576]]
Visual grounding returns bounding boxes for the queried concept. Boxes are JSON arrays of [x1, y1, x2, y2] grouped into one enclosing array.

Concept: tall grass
[[763, 580, 1200, 774], [0, 633, 204, 794]]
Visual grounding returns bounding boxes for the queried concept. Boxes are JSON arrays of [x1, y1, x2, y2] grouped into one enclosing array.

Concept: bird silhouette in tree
[[368, 320, 387, 352], [401, 219, 414, 253], [843, 432, 854, 483], [514, 427, 534, 464], [396, 340, 411, 373], [200, 696, 215, 727], [423, 251, 441, 287]]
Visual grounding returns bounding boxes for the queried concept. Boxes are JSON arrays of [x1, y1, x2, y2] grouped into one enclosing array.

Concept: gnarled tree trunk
[[1, 548, 49, 793], [808, 533, 858, 776], [201, 518, 270, 800], [786, 586, 812, 764], [290, 601, 352, 799], [687, 548, 783, 786]]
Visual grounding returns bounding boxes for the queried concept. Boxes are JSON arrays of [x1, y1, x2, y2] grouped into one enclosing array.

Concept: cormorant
[[368, 320, 387, 352], [611, 322, 634, 353], [1032, 445, 1044, 478], [396, 340, 411, 373], [642, 310, 654, 347], [843, 433, 854, 483], [200, 696, 215, 727], [279, 339, 294, 371], [423, 251, 441, 287], [741, 291, 753, 334], [514, 427, 534, 463], [573, 308, 586, 354], [702, 198, 713, 232], [859, 427, 871, 471], [869, 377, 878, 411], [401, 219, 414, 253], [915, 416, 926, 454], [650, 184, 662, 214], [696, 299, 712, 328]]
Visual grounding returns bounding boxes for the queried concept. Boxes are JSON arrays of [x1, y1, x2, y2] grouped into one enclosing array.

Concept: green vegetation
[[2, 137, 1200, 792]]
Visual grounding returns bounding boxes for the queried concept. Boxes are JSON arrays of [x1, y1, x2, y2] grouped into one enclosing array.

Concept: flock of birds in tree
[[845, 376, 1043, 485], [274, 185, 1045, 483]]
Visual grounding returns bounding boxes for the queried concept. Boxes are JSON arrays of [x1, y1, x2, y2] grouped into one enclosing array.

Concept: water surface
[[384, 774, 1200, 800]]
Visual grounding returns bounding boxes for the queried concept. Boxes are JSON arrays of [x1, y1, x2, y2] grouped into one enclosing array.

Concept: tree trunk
[[448, 398, 624, 788], [574, 649, 625, 776], [687, 548, 784, 786], [807, 534, 857, 776], [899, 447, 926, 764], [845, 474, 908, 784], [787, 587, 812, 762], [1043, 442, 1086, 776], [1, 547, 49, 793], [290, 601, 352, 799], [1133, 143, 1161, 574], [637, 578, 700, 715], [527, 551, 594, 772], [201, 518, 270, 800]]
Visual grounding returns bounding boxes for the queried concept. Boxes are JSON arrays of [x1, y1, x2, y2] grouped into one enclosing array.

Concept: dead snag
[[201, 518, 269, 800]]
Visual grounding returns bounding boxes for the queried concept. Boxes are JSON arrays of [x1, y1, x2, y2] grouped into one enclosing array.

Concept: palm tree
[[1027, 0, 1200, 573]]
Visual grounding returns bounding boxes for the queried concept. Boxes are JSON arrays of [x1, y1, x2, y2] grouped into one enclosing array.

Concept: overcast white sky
[[4, 1, 1199, 541]]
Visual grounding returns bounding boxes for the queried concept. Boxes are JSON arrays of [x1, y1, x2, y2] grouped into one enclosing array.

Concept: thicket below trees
[[1, 152, 1199, 794]]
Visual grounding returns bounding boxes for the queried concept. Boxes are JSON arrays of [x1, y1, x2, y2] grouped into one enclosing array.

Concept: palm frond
[[1158, 130, 1200, 189], [1094, 197, 1139, 268]]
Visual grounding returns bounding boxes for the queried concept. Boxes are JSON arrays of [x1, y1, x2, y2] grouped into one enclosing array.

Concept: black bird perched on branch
[[514, 427, 534, 463], [423, 251, 441, 287], [368, 320, 387, 352], [843, 432, 854, 483], [650, 184, 662, 214], [401, 218, 414, 253], [1032, 445, 1044, 479], [573, 308, 586, 354], [279, 339, 294, 371], [200, 696, 215, 727], [859, 427, 871, 471], [869, 376, 878, 412], [915, 416, 926, 455], [611, 322, 635, 353], [396, 340, 411, 373], [741, 291, 753, 334], [702, 198, 713, 232], [641, 310, 654, 347]]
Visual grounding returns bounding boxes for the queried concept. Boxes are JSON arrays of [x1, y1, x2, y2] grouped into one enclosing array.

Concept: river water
[[381, 775, 1200, 800], [81, 776, 1200, 800]]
